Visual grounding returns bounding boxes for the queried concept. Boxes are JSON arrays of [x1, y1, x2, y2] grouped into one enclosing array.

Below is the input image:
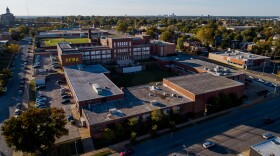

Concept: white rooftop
[[251, 137, 280, 156]]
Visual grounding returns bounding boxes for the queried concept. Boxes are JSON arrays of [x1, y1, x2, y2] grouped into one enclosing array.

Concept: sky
[[0, 0, 279, 16]]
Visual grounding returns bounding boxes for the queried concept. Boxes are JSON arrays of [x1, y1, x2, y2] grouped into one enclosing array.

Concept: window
[[93, 126, 103, 133]]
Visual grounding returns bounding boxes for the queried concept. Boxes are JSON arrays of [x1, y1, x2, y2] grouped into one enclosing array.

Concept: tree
[[150, 124, 158, 137], [7, 44, 19, 53], [116, 20, 128, 32], [160, 31, 173, 42], [128, 117, 138, 132], [196, 27, 215, 45], [130, 132, 137, 143], [1, 108, 68, 153], [151, 109, 163, 123], [102, 128, 116, 142]]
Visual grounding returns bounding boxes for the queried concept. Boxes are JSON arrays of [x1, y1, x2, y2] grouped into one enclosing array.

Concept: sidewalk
[[71, 105, 95, 153]]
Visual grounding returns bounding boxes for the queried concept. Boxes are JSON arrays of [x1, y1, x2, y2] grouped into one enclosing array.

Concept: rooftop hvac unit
[[171, 93, 177, 97], [149, 93, 153, 96], [216, 66, 220, 69], [109, 108, 117, 114], [92, 83, 102, 95], [150, 100, 158, 106], [163, 92, 167, 97]]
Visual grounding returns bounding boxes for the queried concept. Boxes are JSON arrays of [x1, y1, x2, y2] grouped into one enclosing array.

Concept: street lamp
[[262, 62, 266, 76], [272, 53, 277, 74], [204, 104, 212, 116]]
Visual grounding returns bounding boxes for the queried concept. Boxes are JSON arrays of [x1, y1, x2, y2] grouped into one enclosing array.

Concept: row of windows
[[114, 42, 131, 47], [133, 47, 150, 52], [82, 50, 111, 55]]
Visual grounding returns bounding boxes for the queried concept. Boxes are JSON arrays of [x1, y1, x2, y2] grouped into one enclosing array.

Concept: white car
[[263, 133, 274, 140], [203, 141, 215, 148]]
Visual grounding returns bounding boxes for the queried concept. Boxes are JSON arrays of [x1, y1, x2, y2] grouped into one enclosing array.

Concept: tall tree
[[1, 108, 68, 153]]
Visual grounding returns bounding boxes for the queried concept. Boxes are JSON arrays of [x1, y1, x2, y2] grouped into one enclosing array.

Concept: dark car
[[56, 80, 66, 84], [264, 116, 274, 124], [62, 99, 70, 104], [62, 95, 71, 99], [36, 85, 46, 90], [16, 103, 22, 109]]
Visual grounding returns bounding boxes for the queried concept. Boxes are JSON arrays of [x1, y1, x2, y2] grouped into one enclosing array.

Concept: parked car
[[14, 109, 21, 116], [264, 116, 274, 124], [18, 89, 23, 95], [67, 115, 75, 124], [36, 103, 46, 108], [33, 65, 40, 68], [62, 95, 71, 99], [203, 141, 215, 148], [16, 103, 22, 109], [62, 99, 70, 104], [37, 94, 46, 98], [56, 80, 66, 84], [60, 92, 68, 96], [60, 88, 68, 92], [263, 133, 274, 140], [36, 85, 46, 90]]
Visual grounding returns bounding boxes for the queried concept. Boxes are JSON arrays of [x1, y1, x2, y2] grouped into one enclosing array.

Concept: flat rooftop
[[82, 84, 193, 125], [213, 51, 270, 60], [39, 30, 87, 35], [154, 54, 242, 77], [57, 42, 78, 53], [58, 42, 110, 53], [164, 73, 244, 95], [64, 65, 123, 102], [251, 137, 280, 156]]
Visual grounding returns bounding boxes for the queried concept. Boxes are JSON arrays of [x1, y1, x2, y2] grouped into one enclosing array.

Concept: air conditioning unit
[[109, 108, 117, 114], [171, 94, 177, 97]]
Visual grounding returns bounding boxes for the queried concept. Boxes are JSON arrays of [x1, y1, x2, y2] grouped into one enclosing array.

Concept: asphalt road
[[132, 96, 280, 156], [0, 41, 29, 156]]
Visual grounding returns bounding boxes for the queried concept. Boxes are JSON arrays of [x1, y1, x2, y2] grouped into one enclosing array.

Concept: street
[[132, 96, 280, 156], [0, 41, 29, 156]]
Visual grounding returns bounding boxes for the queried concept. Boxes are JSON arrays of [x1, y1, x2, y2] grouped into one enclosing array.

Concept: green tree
[[130, 132, 137, 143], [1, 108, 68, 153], [196, 27, 215, 45], [102, 128, 116, 142], [160, 31, 173, 42], [128, 117, 138, 132], [150, 124, 158, 137], [7, 44, 19, 53], [116, 20, 128, 32], [151, 109, 163, 123]]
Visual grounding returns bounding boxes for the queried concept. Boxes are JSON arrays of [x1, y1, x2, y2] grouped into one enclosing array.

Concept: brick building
[[69, 65, 244, 138], [151, 40, 176, 56], [154, 54, 245, 83], [63, 65, 124, 112], [209, 51, 271, 70]]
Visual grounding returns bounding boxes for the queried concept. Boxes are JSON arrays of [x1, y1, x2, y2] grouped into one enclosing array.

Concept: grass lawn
[[29, 79, 36, 107], [43, 38, 89, 47], [110, 63, 178, 87]]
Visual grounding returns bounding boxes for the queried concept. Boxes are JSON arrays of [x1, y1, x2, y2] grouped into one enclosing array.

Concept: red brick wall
[[60, 53, 83, 66], [163, 79, 196, 101]]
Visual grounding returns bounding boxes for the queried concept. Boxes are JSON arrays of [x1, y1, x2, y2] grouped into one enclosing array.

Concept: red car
[[120, 148, 134, 156]]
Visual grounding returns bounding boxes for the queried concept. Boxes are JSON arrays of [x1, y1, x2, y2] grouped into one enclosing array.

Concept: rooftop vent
[[150, 100, 158, 106], [149, 93, 153, 96], [92, 83, 102, 95], [171, 93, 177, 97]]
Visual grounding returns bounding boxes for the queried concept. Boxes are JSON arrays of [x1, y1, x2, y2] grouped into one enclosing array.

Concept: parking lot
[[31, 53, 81, 144]]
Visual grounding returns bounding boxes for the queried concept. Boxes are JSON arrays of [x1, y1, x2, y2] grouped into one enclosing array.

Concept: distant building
[[0, 32, 12, 41], [250, 137, 280, 156], [0, 7, 15, 26], [208, 51, 271, 70], [151, 40, 176, 57]]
